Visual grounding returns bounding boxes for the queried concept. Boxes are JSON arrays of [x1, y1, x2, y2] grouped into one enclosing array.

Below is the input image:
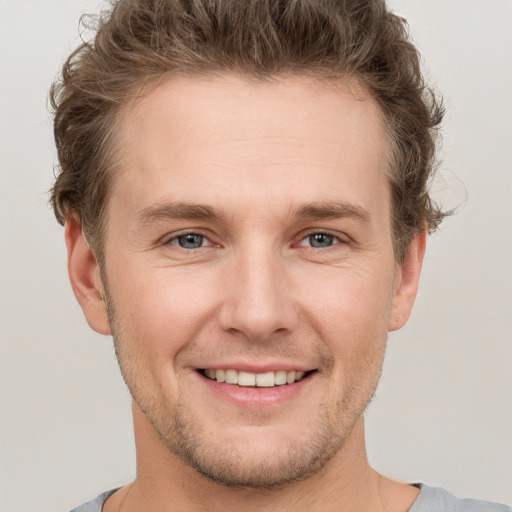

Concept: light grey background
[[1, 1, 511, 511]]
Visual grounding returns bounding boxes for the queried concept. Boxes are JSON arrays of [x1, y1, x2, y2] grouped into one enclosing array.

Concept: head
[[51, 0, 446, 492]]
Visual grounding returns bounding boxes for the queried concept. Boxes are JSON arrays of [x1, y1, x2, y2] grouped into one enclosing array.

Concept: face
[[69, 75, 423, 489]]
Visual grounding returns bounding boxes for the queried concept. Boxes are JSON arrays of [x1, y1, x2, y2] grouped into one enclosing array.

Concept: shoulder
[[410, 484, 511, 512], [69, 489, 119, 512]]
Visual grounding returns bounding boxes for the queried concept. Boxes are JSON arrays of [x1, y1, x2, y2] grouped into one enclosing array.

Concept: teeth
[[225, 369, 238, 384], [238, 371, 256, 386], [256, 371, 275, 387], [203, 369, 308, 387], [275, 370, 287, 385]]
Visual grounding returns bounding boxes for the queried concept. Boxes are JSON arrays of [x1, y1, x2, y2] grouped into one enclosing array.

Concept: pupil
[[310, 233, 333, 248], [179, 234, 203, 248]]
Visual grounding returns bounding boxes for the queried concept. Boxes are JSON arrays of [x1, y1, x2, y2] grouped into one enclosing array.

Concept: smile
[[201, 369, 311, 387]]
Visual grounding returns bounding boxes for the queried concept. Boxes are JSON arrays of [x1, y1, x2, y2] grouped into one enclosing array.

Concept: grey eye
[[176, 233, 205, 249], [308, 233, 335, 248]]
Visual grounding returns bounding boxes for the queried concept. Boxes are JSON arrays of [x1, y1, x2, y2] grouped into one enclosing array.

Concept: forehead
[[111, 75, 389, 224]]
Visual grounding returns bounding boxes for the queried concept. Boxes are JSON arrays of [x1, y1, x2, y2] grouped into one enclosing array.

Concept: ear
[[388, 230, 427, 332], [65, 217, 111, 335]]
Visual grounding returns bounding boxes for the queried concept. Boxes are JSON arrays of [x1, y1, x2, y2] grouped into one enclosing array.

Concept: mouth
[[198, 368, 315, 387]]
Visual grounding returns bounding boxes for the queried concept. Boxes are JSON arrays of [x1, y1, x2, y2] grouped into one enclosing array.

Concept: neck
[[105, 402, 418, 512]]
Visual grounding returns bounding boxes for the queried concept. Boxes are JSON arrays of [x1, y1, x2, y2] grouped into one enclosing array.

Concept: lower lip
[[197, 371, 314, 407]]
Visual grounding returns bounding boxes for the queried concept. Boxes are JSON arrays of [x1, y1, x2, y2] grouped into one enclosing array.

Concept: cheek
[[297, 265, 392, 382], [299, 264, 394, 336], [108, 264, 222, 358]]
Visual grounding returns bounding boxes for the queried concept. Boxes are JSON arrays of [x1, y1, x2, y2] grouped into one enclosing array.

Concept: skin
[[66, 75, 426, 511]]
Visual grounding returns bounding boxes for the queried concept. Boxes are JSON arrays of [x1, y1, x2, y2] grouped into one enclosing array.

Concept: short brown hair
[[50, 0, 447, 262]]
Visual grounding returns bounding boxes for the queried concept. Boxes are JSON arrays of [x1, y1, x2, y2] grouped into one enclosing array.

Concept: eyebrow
[[290, 201, 371, 223], [138, 202, 226, 225], [138, 200, 371, 226]]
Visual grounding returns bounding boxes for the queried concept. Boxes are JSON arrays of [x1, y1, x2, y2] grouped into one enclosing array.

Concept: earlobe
[[65, 217, 111, 335], [388, 230, 427, 332]]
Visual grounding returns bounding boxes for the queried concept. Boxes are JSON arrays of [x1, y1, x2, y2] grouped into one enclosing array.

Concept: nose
[[218, 244, 299, 341]]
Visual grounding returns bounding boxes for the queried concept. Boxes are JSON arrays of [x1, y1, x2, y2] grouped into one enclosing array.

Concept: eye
[[298, 232, 341, 248], [169, 233, 210, 249]]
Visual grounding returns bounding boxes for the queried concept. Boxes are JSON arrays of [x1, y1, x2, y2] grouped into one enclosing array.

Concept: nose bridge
[[219, 239, 298, 340]]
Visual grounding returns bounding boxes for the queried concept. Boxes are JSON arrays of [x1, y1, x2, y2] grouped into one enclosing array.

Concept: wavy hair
[[50, 0, 447, 262]]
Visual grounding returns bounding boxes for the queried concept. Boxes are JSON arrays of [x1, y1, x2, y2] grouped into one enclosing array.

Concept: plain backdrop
[[1, 1, 511, 511]]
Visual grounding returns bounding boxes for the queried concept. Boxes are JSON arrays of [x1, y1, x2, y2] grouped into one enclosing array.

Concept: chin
[[166, 429, 339, 490], [141, 395, 360, 490]]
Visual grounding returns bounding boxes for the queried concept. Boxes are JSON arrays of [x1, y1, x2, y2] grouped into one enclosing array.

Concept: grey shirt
[[69, 484, 511, 512]]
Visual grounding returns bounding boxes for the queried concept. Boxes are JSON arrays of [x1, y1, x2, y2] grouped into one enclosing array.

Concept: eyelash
[[165, 231, 216, 249], [296, 230, 345, 249], [164, 230, 346, 250]]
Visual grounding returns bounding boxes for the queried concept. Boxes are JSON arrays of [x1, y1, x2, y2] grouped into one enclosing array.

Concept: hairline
[[84, 71, 411, 265]]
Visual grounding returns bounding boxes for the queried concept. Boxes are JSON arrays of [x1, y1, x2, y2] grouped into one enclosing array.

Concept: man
[[49, 0, 510, 511]]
